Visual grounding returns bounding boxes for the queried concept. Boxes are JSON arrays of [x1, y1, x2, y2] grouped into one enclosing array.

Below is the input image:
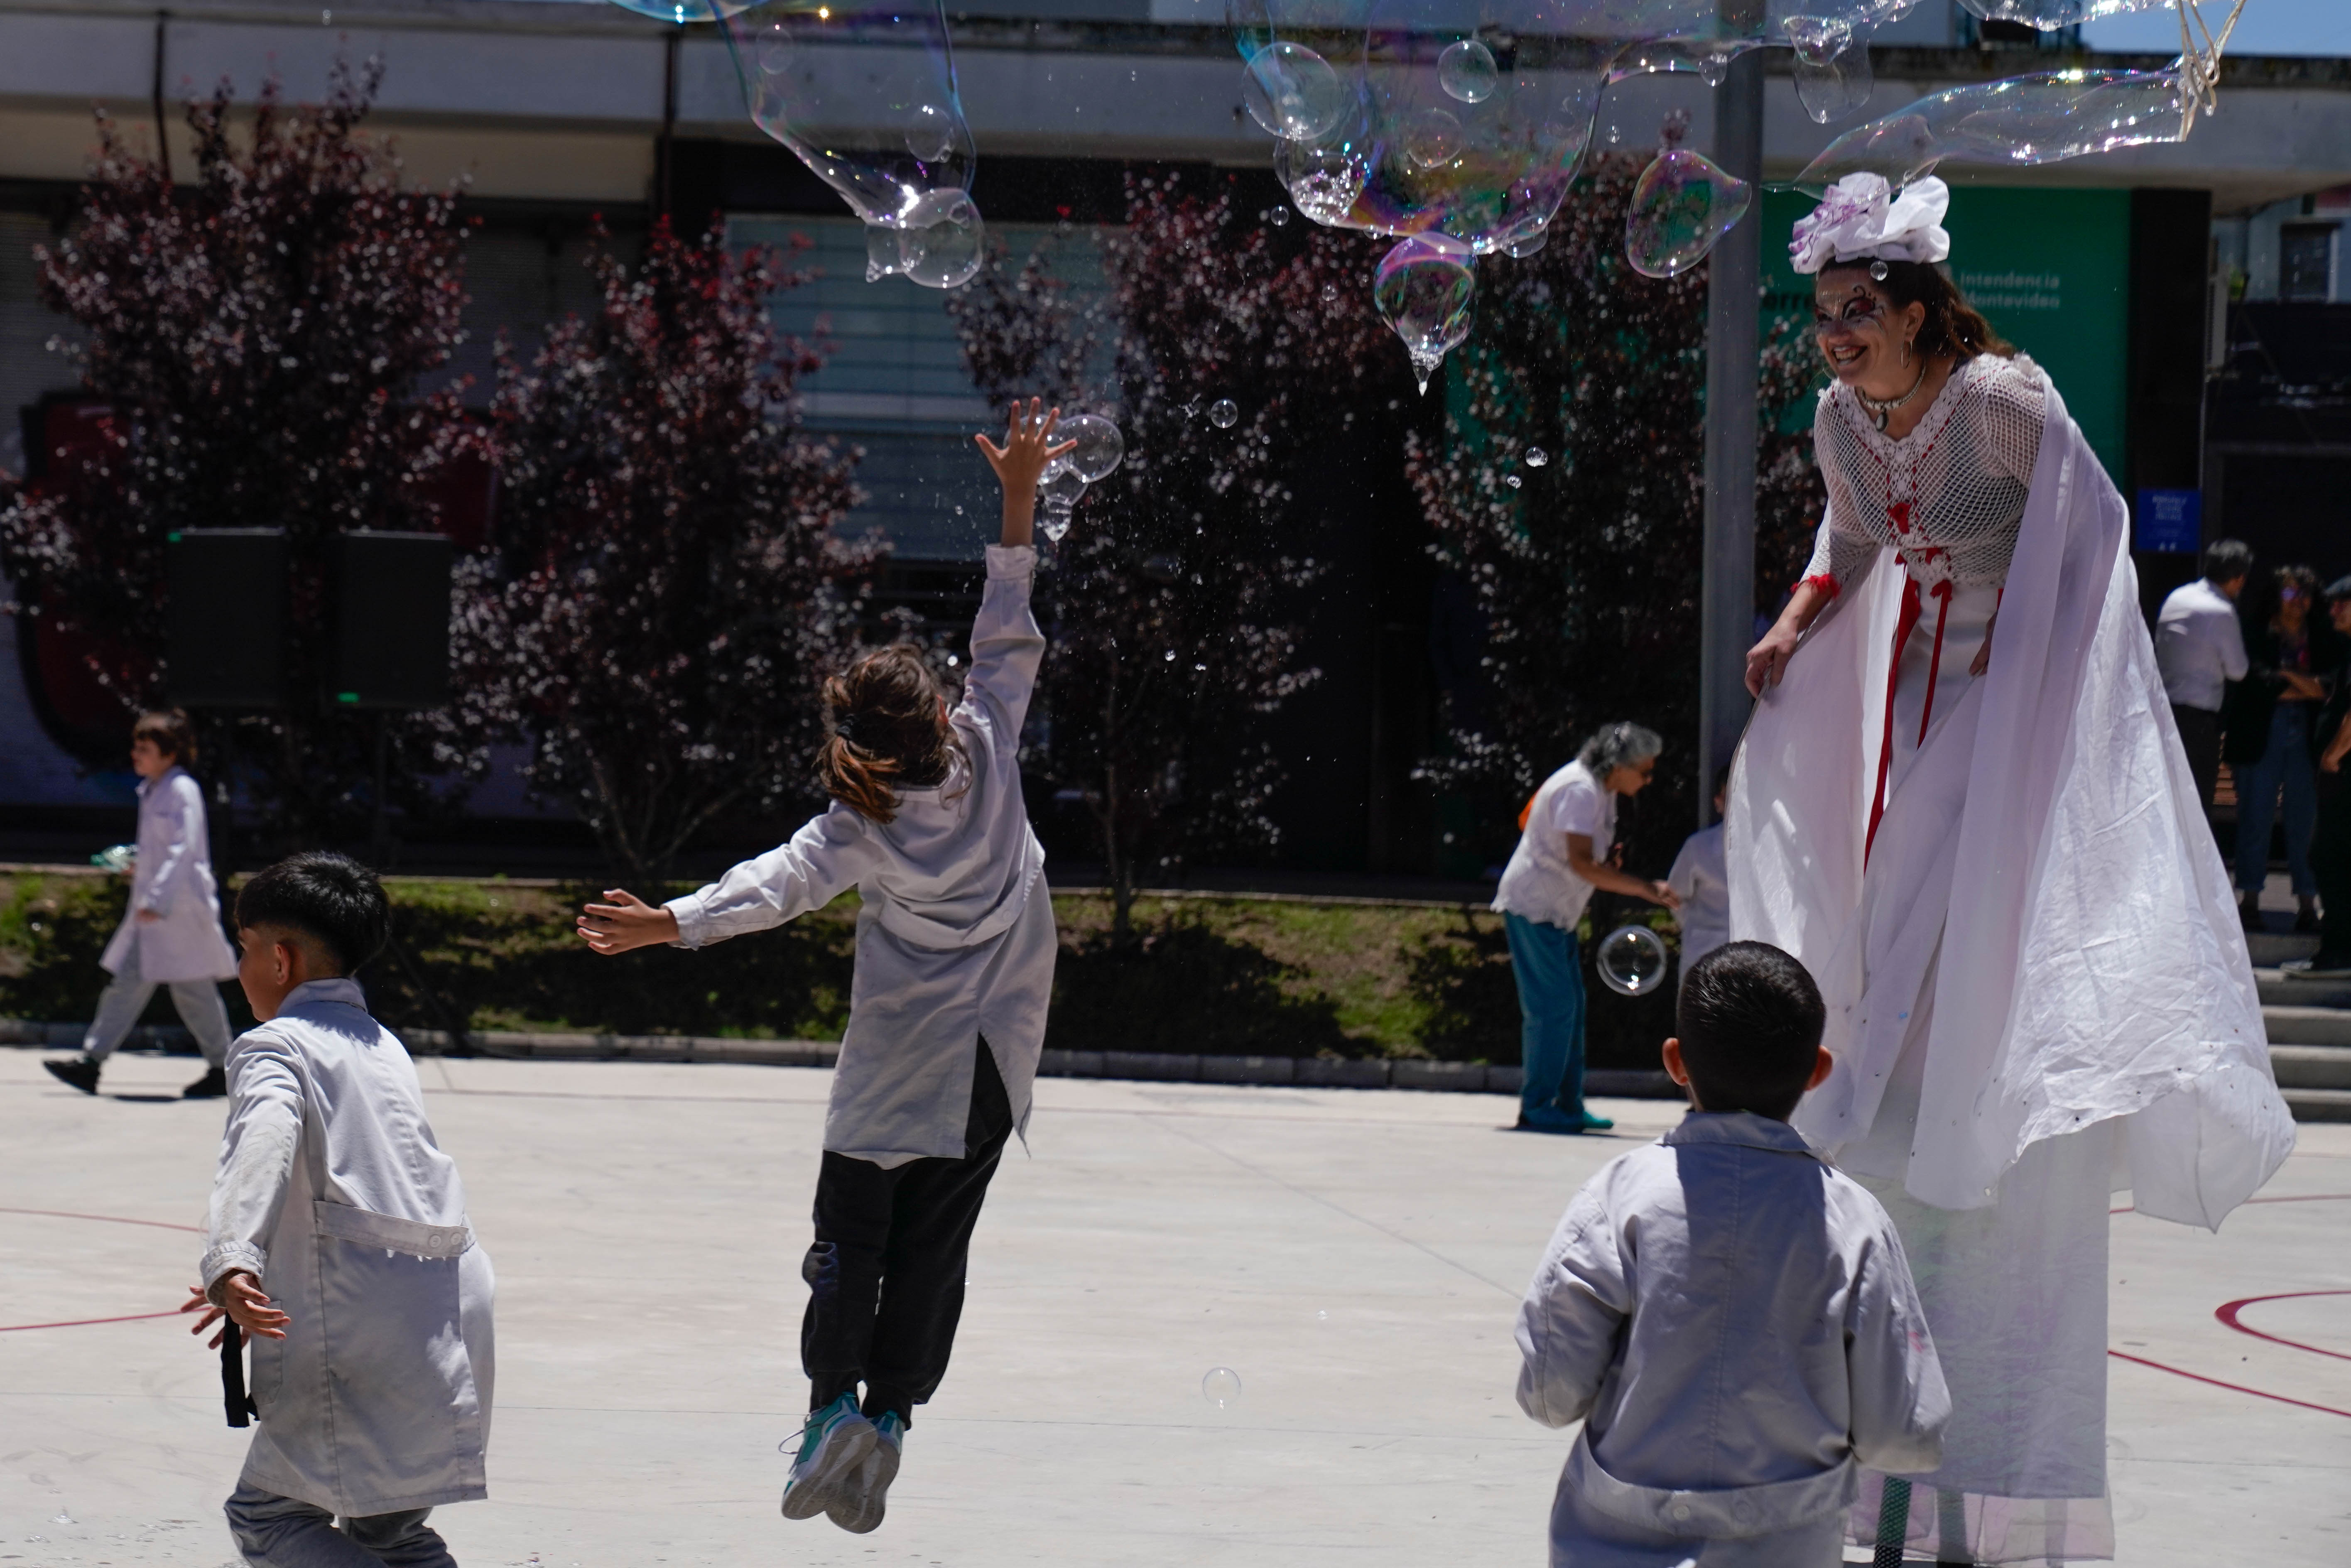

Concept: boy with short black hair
[[181, 851, 495, 1568], [1515, 941, 1949, 1566]]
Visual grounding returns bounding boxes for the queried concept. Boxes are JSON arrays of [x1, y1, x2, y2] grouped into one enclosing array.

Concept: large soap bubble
[[1795, 68, 2189, 191], [603, 0, 758, 20], [1625, 139, 1750, 279], [1244, 40, 1352, 141], [1956, 0, 2181, 23], [721, 0, 984, 289], [1785, 16, 1873, 124], [1437, 39, 1500, 104], [1596, 924, 1668, 997], [1373, 232, 1476, 394], [1034, 414, 1123, 541]]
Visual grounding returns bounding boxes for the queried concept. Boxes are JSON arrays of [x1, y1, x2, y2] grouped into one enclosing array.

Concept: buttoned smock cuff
[[985, 543, 1037, 579], [1799, 572, 1840, 599], [664, 894, 708, 950], [201, 1242, 268, 1300]]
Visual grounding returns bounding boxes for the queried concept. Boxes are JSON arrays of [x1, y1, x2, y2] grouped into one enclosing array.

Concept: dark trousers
[[2173, 703, 2222, 840], [803, 1043, 1013, 1427], [2316, 778, 2351, 961], [224, 1484, 454, 1567]]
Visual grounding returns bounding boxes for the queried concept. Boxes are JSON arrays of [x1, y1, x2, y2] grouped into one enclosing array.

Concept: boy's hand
[[577, 889, 682, 955], [182, 1272, 289, 1347]]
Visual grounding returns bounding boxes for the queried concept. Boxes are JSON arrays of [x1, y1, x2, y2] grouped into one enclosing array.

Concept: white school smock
[[201, 978, 494, 1518], [99, 766, 237, 984], [1666, 823, 1729, 972], [666, 544, 1055, 1169], [1516, 1112, 1949, 1568], [1494, 760, 1615, 931]]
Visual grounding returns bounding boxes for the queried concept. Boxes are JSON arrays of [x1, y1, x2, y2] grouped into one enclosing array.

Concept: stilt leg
[[1873, 1477, 1912, 1568], [1935, 1485, 1972, 1565]]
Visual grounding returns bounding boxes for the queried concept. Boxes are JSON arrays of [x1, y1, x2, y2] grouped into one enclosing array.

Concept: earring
[[1901, 338, 1912, 367]]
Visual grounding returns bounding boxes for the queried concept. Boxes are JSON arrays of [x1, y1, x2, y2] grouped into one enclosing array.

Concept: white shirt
[[98, 766, 237, 983], [1516, 1113, 1949, 1562], [2153, 577, 2249, 712], [1666, 823, 1729, 971], [667, 545, 1054, 1167], [203, 979, 494, 1518], [1493, 760, 1615, 931]]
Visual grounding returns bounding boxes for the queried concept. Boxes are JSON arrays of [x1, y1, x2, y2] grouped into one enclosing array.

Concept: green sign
[[1759, 185, 2131, 480]]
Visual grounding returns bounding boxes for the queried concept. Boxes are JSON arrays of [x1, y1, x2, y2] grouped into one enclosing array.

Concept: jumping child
[[576, 399, 1074, 1535], [46, 708, 238, 1099], [1515, 942, 1949, 1566], [181, 851, 495, 1567]]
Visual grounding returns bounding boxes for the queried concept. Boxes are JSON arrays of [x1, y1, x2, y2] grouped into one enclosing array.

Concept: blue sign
[[2135, 488, 2202, 554]]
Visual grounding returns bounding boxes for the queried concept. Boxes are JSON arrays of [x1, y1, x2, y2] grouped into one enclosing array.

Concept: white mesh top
[[1802, 353, 2047, 594]]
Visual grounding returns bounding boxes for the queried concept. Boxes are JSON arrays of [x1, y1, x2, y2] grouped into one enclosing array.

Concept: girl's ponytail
[[816, 647, 961, 825]]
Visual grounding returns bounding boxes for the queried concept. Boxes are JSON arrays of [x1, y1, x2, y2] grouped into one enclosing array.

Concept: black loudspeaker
[[328, 532, 453, 710], [166, 529, 288, 707]]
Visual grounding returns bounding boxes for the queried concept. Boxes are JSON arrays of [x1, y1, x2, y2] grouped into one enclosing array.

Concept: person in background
[[2225, 564, 2332, 933], [1493, 722, 1680, 1136], [1666, 769, 1731, 987], [2292, 576, 2351, 979], [44, 708, 238, 1099], [2154, 537, 2251, 831]]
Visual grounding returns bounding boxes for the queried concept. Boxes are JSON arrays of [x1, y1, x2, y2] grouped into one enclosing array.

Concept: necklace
[[1855, 362, 1931, 432]]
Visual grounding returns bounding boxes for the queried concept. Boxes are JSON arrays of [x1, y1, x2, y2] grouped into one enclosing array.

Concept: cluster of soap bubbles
[[1038, 414, 1126, 541], [1231, 0, 2233, 385], [602, 0, 984, 289]]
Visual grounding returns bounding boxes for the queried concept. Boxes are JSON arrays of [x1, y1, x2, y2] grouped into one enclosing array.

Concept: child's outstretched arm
[[580, 813, 880, 955], [973, 397, 1076, 548]]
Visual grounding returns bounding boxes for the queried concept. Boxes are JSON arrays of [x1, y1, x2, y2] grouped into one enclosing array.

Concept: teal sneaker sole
[[782, 1417, 877, 1522]]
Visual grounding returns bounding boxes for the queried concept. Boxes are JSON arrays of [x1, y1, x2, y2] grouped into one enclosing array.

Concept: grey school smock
[[667, 544, 1054, 1168], [201, 979, 495, 1518]]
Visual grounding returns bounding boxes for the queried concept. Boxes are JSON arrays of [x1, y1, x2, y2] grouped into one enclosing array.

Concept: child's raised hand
[[577, 889, 682, 956], [181, 1272, 289, 1347], [973, 398, 1077, 496]]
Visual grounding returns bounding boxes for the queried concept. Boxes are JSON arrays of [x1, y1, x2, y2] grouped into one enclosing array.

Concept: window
[[2281, 223, 2337, 302]]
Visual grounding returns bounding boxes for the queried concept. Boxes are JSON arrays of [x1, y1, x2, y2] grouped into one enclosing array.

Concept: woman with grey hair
[[1493, 721, 1680, 1134]]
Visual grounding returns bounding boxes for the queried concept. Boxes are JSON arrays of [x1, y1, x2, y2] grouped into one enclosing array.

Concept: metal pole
[[1697, 44, 1763, 827]]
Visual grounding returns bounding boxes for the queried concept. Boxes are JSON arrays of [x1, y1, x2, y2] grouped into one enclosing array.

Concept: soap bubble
[[1437, 39, 1498, 105], [1373, 233, 1476, 395], [1402, 107, 1464, 170], [1606, 37, 1754, 89], [1785, 17, 1873, 125], [1796, 68, 2189, 192], [894, 189, 984, 289], [1268, 204, 1292, 226], [1625, 147, 1751, 279], [1037, 463, 1088, 542], [1207, 398, 1241, 429], [1524, 446, 1548, 467], [1596, 925, 1669, 998], [1504, 473, 1522, 489], [605, 0, 759, 20], [1055, 413, 1125, 483], [1202, 1366, 1243, 1407], [1275, 137, 1371, 228], [1503, 228, 1548, 259], [1243, 40, 1351, 142], [863, 223, 903, 282], [1954, 0, 2175, 23]]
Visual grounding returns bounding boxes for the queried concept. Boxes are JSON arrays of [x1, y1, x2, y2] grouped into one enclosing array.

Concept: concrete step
[[2263, 1005, 2351, 1047], [2284, 1088, 2351, 1122], [2271, 1044, 2351, 1091], [2257, 969, 2351, 1007], [2248, 931, 2320, 966]]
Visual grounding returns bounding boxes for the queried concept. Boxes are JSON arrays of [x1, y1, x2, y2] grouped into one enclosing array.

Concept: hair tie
[[834, 713, 860, 744]]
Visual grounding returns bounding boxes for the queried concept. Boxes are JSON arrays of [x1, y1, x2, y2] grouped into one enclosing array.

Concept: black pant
[[2173, 704, 2223, 840], [2315, 777, 2351, 961], [803, 1043, 1014, 1427]]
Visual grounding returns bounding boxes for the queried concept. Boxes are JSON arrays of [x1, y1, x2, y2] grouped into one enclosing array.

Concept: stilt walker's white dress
[[1729, 341, 2297, 1563]]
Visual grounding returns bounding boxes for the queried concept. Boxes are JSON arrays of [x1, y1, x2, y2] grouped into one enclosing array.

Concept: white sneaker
[[829, 1411, 904, 1535], [781, 1394, 876, 1522]]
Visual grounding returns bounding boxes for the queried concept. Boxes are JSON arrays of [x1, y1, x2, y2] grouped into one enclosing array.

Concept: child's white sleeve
[[1844, 1211, 1951, 1474], [667, 808, 878, 949], [139, 775, 203, 914], [1514, 1182, 1630, 1428], [961, 544, 1046, 739], [1665, 835, 1699, 904], [200, 1031, 304, 1296]]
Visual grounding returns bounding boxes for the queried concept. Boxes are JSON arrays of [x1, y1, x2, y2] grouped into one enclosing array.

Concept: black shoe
[[2295, 906, 2322, 935], [43, 1057, 101, 1095], [182, 1065, 228, 1099], [2239, 899, 2264, 932]]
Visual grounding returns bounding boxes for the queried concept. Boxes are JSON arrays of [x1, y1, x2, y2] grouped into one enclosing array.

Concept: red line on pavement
[[0, 1206, 203, 1233], [2215, 1290, 2351, 1364], [0, 1309, 181, 1334], [2110, 1193, 2351, 1215], [2107, 1350, 2351, 1420]]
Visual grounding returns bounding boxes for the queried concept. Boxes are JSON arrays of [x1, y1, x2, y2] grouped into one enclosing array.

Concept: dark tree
[[948, 172, 1397, 938], [441, 220, 870, 884], [1408, 152, 1824, 861], [0, 60, 474, 834]]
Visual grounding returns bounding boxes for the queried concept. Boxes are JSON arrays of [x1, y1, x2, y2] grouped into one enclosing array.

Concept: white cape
[[1728, 380, 2294, 1227]]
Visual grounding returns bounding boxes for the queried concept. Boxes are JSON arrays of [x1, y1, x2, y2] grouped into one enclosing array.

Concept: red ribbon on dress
[[1864, 565, 1956, 866]]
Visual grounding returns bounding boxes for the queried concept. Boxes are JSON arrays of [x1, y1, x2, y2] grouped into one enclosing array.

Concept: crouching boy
[[1514, 942, 1949, 1566], [180, 852, 494, 1568]]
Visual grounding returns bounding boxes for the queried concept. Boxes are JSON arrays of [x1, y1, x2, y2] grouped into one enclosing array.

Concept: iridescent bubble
[[1785, 17, 1873, 125], [1596, 924, 1668, 998], [1437, 39, 1499, 105], [1202, 1366, 1243, 1407], [1055, 413, 1125, 483], [1403, 106, 1464, 170], [1525, 446, 1548, 467], [1038, 462, 1087, 542], [1207, 398, 1240, 429], [1373, 233, 1476, 396], [1797, 68, 2189, 191], [895, 189, 984, 289], [1275, 137, 1370, 228], [1503, 227, 1547, 260], [1625, 147, 1752, 279], [1606, 38, 1754, 90], [905, 102, 958, 163], [1243, 40, 1350, 143]]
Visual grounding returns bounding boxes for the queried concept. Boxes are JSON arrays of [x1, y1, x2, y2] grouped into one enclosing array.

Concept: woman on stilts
[[1731, 174, 2295, 1566]]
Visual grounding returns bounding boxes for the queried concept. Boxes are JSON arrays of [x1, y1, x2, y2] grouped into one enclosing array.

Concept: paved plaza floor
[[2, 1047, 2346, 1567]]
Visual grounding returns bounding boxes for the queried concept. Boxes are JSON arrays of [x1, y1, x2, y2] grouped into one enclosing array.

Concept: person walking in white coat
[[46, 708, 238, 1099], [578, 399, 1075, 1537], [181, 851, 494, 1568]]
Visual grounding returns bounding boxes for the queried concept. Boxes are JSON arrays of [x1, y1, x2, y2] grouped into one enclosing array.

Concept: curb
[[0, 1018, 1681, 1099]]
